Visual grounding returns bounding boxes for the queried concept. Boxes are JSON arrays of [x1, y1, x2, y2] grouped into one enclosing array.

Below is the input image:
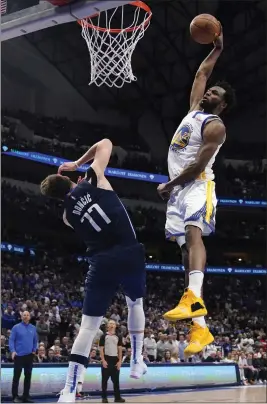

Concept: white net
[[79, 3, 152, 88], [1, 0, 7, 15]]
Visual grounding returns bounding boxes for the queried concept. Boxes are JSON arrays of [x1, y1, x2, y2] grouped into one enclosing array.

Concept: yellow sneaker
[[184, 322, 214, 356], [163, 288, 207, 321]]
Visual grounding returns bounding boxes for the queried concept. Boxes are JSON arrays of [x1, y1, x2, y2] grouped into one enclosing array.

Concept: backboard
[[1, 0, 131, 41]]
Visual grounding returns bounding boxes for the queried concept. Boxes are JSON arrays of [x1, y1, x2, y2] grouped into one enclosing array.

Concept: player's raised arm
[[58, 139, 113, 176], [189, 30, 223, 112], [89, 138, 113, 177], [157, 120, 225, 198]]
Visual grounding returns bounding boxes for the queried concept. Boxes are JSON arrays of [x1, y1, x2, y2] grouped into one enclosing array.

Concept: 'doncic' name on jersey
[[63, 174, 136, 256]]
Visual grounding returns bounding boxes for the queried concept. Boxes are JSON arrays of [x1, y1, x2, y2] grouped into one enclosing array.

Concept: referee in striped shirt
[[99, 320, 125, 403]]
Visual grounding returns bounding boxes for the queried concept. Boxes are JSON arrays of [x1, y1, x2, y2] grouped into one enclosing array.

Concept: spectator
[[257, 348, 265, 358], [165, 334, 176, 355], [177, 334, 188, 362], [172, 333, 179, 353], [170, 352, 179, 363], [222, 336, 232, 357], [60, 336, 70, 357], [162, 350, 172, 364], [2, 305, 17, 330], [156, 333, 167, 361], [48, 305, 61, 323], [1, 335, 9, 362], [259, 352, 267, 382], [47, 348, 57, 363], [66, 318, 80, 339], [241, 333, 254, 353], [54, 346, 63, 361], [110, 309, 121, 324], [34, 346, 48, 363], [50, 339, 61, 352], [122, 348, 131, 364], [204, 350, 219, 363], [36, 315, 49, 346], [214, 335, 222, 350], [9, 311, 37, 403], [5, 329, 12, 345], [143, 351, 150, 364], [247, 353, 258, 383], [122, 334, 131, 350], [191, 351, 203, 363], [58, 313, 70, 339], [89, 348, 101, 364], [252, 353, 266, 383], [48, 319, 60, 346], [44, 314, 50, 327], [238, 352, 253, 385], [231, 337, 240, 352], [222, 352, 234, 363], [144, 331, 157, 362]]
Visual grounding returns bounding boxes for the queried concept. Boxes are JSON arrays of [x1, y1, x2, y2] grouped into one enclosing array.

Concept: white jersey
[[168, 110, 224, 182]]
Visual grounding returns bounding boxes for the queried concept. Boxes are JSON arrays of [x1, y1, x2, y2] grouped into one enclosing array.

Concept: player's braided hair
[[215, 80, 236, 113], [40, 174, 72, 199]]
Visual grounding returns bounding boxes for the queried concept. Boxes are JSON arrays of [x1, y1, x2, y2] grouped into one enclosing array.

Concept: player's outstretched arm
[[58, 139, 113, 175], [90, 138, 113, 177], [189, 29, 223, 112], [75, 138, 112, 170], [157, 120, 225, 199]]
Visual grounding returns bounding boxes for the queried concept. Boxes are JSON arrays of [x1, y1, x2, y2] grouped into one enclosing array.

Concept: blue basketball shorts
[[83, 243, 146, 317]]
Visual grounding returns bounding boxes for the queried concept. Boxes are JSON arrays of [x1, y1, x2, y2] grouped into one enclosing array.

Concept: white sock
[[76, 365, 86, 394], [193, 316, 206, 328], [63, 315, 102, 393], [63, 362, 83, 394], [188, 271, 204, 298], [126, 296, 145, 362], [130, 333, 144, 363]]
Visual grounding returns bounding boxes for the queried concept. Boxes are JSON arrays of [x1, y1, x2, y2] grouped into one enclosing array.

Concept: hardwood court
[[78, 386, 266, 403]]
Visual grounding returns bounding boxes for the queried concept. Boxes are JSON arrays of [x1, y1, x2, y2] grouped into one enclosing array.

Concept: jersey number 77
[[81, 203, 111, 232]]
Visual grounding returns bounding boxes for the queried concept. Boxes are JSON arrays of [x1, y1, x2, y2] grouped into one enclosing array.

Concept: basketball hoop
[[77, 1, 152, 88]]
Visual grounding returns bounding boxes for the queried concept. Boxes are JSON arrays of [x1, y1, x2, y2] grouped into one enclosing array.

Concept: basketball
[[190, 14, 221, 44]]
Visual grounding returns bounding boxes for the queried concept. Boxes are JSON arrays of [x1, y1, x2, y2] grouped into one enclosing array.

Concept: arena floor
[[44, 386, 266, 403]]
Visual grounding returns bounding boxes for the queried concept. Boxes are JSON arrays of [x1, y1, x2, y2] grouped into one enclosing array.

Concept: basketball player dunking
[[41, 139, 147, 403], [157, 29, 236, 355]]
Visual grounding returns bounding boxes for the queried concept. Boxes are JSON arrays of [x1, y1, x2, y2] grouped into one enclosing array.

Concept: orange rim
[[77, 1, 152, 33]]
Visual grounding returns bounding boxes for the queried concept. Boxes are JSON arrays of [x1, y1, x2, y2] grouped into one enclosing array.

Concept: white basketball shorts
[[165, 180, 217, 246]]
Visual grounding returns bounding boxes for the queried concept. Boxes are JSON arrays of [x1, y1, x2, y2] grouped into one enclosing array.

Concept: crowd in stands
[[2, 111, 266, 200], [1, 110, 148, 152], [1, 251, 266, 385]]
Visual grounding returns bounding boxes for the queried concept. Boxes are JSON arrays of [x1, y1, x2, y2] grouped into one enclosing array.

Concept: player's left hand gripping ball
[[213, 25, 223, 50]]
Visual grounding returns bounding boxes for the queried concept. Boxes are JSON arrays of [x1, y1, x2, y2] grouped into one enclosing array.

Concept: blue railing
[[2, 146, 266, 208]]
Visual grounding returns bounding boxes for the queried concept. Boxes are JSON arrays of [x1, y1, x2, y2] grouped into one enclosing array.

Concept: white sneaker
[[130, 358, 147, 379], [58, 390, 76, 402]]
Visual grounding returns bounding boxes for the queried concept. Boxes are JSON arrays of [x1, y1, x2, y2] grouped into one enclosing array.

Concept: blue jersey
[[64, 178, 137, 255]]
